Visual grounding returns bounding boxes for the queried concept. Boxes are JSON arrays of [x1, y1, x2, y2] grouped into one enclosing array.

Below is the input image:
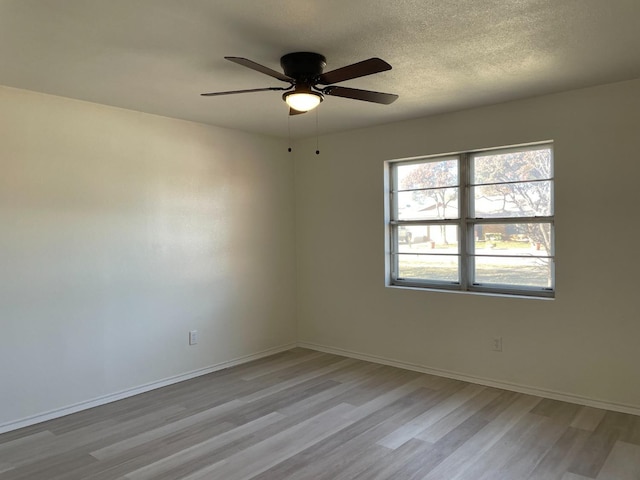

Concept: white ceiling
[[1, 0, 639, 138]]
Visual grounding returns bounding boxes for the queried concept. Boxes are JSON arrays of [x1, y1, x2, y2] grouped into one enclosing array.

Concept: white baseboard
[[298, 341, 640, 417], [0, 343, 296, 435]]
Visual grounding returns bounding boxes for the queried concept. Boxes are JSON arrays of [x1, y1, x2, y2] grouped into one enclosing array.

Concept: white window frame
[[386, 142, 555, 298]]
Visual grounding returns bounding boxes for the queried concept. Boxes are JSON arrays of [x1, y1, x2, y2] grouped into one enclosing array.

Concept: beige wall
[[295, 79, 640, 411], [0, 86, 296, 427]]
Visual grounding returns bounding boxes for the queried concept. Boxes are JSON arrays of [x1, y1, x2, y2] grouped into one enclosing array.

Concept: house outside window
[[387, 143, 554, 298]]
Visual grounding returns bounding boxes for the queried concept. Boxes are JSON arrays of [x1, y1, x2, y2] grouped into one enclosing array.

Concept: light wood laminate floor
[[1, 348, 639, 479]]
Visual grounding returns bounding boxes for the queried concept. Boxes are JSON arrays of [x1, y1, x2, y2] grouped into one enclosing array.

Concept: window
[[387, 143, 554, 297]]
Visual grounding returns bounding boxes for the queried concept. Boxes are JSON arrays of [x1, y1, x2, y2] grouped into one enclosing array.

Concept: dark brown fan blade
[[201, 87, 288, 96], [225, 57, 292, 82], [318, 58, 392, 85], [289, 108, 306, 116], [324, 86, 398, 104]]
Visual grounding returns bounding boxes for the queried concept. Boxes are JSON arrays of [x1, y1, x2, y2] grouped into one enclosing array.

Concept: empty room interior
[[1, 1, 640, 479]]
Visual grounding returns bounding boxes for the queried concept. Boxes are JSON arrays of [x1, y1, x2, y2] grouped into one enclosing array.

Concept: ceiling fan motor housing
[[280, 52, 327, 83]]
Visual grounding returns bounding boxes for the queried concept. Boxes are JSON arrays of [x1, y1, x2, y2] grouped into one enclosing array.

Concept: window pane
[[396, 254, 459, 283], [474, 223, 552, 256], [397, 225, 458, 253], [472, 147, 552, 184], [397, 188, 459, 220], [472, 181, 552, 218], [388, 143, 554, 296], [473, 256, 553, 288], [396, 159, 458, 190]]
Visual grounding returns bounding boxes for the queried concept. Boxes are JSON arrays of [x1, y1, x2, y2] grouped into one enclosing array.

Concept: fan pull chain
[[287, 114, 292, 152], [315, 108, 320, 155]]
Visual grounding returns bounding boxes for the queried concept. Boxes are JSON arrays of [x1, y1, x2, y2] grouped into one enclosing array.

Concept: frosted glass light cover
[[285, 92, 322, 112]]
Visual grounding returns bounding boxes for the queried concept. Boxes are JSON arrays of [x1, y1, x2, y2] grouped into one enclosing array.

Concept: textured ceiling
[[1, 0, 639, 138]]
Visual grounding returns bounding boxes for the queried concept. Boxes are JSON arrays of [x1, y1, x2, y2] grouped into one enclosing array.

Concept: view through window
[[388, 143, 554, 297]]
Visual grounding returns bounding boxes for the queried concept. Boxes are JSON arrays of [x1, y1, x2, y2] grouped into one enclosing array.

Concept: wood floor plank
[[0, 450, 98, 480], [527, 427, 591, 480], [276, 369, 385, 417], [571, 406, 607, 432], [623, 414, 640, 446], [250, 385, 440, 480], [0, 423, 51, 445], [336, 366, 423, 406], [481, 414, 569, 480], [124, 412, 286, 480], [453, 412, 547, 480], [568, 429, 619, 478], [238, 351, 326, 381], [0, 348, 638, 480], [90, 400, 245, 460], [568, 409, 636, 478], [0, 430, 55, 460], [409, 383, 486, 442], [327, 359, 384, 383], [287, 389, 444, 480], [596, 441, 640, 480], [531, 398, 583, 425], [44, 421, 237, 480], [226, 379, 341, 425], [416, 387, 502, 444], [352, 437, 435, 480], [421, 393, 543, 480], [341, 373, 431, 422], [3, 405, 185, 469], [238, 357, 356, 403], [0, 466, 14, 475], [562, 473, 594, 480], [179, 403, 355, 480], [400, 392, 525, 480], [375, 382, 475, 449]]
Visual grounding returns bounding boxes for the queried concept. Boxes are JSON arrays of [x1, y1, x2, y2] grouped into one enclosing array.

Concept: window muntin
[[389, 143, 554, 297]]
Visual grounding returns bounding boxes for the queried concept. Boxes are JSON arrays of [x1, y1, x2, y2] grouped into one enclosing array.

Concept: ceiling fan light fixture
[[203, 54, 398, 113], [283, 89, 323, 112]]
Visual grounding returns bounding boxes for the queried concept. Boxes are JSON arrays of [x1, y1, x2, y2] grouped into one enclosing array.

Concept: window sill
[[386, 283, 555, 300]]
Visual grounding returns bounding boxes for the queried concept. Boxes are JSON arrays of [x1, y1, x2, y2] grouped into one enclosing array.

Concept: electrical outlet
[[189, 330, 198, 345], [492, 336, 503, 352]]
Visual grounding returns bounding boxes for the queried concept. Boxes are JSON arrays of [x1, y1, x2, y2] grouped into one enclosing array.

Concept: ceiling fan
[[201, 52, 398, 115]]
